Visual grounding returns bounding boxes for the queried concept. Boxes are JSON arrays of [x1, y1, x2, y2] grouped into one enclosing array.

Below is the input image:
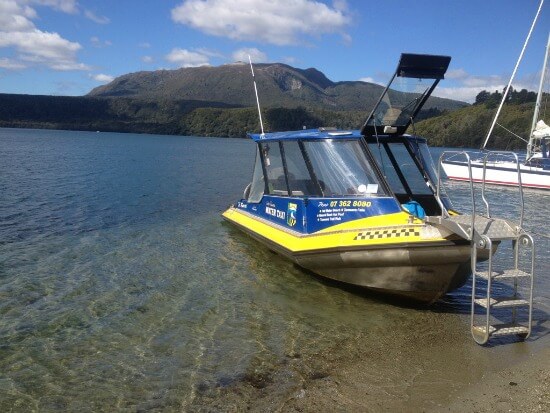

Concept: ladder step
[[472, 324, 530, 337], [474, 297, 530, 308], [476, 269, 531, 280]]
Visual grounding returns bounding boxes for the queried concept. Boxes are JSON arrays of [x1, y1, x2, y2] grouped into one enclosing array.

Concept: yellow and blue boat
[[223, 54, 478, 303]]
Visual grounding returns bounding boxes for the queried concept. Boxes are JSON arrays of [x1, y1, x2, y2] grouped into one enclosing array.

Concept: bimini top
[[248, 128, 363, 142]]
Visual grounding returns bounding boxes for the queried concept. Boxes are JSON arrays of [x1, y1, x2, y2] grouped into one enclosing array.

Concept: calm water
[[0, 128, 548, 411]]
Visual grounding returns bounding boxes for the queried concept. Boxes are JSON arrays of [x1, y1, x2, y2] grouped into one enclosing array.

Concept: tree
[[475, 90, 491, 105]]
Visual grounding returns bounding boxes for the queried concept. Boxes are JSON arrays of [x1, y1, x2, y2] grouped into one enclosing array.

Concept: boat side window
[[387, 143, 432, 194], [260, 142, 289, 196], [368, 142, 431, 195], [247, 146, 266, 203], [303, 139, 387, 197], [281, 140, 322, 196], [367, 143, 407, 193]]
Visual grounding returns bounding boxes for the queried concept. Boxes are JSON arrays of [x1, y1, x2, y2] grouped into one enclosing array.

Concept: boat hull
[[442, 159, 550, 190], [223, 207, 473, 304], [294, 245, 472, 303]]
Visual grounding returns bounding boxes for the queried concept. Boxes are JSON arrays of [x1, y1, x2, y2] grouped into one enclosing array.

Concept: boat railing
[[482, 151, 525, 228], [436, 151, 476, 238], [436, 150, 526, 233]]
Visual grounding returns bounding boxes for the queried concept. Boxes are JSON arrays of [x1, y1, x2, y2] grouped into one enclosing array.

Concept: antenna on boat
[[248, 55, 265, 138], [482, 0, 545, 149]]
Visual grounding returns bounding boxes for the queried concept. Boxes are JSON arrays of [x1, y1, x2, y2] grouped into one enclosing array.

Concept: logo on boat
[[287, 203, 297, 227]]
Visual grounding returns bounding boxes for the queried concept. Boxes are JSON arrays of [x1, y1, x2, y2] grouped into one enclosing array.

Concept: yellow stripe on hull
[[222, 207, 448, 253]]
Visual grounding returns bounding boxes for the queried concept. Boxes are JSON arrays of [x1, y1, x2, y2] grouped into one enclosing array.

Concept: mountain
[[0, 62, 469, 138], [88, 62, 466, 112]]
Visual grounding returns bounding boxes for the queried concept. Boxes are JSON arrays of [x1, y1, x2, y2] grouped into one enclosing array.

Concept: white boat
[[442, 27, 550, 190]]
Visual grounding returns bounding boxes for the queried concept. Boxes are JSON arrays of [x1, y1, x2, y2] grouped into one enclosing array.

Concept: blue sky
[[0, 0, 548, 102]]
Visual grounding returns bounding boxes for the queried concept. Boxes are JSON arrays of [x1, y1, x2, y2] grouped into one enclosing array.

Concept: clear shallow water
[[0, 129, 548, 411]]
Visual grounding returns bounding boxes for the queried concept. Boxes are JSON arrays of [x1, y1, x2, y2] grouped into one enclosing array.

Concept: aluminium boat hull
[[223, 206, 474, 304], [294, 245, 472, 303]]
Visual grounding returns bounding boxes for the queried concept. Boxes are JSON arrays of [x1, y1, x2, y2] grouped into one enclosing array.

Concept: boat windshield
[[303, 140, 385, 197], [256, 139, 388, 199]]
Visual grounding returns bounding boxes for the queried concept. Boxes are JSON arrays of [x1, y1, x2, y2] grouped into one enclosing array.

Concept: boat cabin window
[[261, 142, 288, 195], [283, 141, 323, 196], [254, 139, 388, 199]]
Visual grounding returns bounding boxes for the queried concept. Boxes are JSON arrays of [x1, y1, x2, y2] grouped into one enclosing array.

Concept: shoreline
[[435, 346, 550, 412], [188, 309, 550, 412]]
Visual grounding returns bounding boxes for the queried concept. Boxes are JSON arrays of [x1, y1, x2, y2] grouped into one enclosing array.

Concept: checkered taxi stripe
[[354, 228, 420, 240]]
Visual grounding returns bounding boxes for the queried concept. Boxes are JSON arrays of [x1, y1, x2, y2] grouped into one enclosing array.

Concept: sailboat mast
[[482, 0, 545, 149], [528, 32, 550, 158]]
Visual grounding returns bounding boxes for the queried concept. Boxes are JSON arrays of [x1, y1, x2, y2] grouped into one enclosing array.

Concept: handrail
[[516, 233, 535, 337], [482, 151, 525, 228], [437, 151, 476, 238]]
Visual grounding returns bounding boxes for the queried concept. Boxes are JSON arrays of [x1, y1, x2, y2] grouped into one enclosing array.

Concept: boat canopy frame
[[361, 53, 451, 138]]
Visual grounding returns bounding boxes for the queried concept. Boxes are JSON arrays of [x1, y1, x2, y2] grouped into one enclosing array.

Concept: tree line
[[474, 87, 537, 108], [0, 92, 545, 150]]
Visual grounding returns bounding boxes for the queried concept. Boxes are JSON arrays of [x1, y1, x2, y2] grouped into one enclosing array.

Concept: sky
[[0, 0, 548, 103]]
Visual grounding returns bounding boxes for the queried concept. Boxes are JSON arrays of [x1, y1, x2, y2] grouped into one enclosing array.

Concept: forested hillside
[[414, 88, 544, 150]]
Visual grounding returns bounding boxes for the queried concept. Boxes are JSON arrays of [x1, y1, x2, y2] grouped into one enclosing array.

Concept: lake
[[0, 128, 548, 411]]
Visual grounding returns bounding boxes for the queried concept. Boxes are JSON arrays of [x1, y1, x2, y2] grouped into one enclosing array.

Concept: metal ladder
[[430, 151, 535, 345]]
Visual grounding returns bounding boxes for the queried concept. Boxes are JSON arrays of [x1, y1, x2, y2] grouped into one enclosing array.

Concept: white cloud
[[433, 86, 499, 103], [232, 48, 267, 63], [138, 42, 151, 49], [0, 0, 89, 71], [358, 76, 386, 87], [165, 48, 210, 67], [340, 32, 352, 46], [432, 69, 540, 103], [445, 69, 506, 90], [359, 66, 541, 104], [90, 36, 111, 48], [445, 68, 468, 80], [359, 77, 375, 83], [171, 0, 351, 45], [195, 47, 224, 58], [84, 9, 110, 24], [0, 30, 90, 70], [141, 55, 153, 63], [0, 57, 26, 69], [282, 56, 297, 64], [33, 0, 78, 14], [0, 1, 36, 31], [90, 73, 114, 83]]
